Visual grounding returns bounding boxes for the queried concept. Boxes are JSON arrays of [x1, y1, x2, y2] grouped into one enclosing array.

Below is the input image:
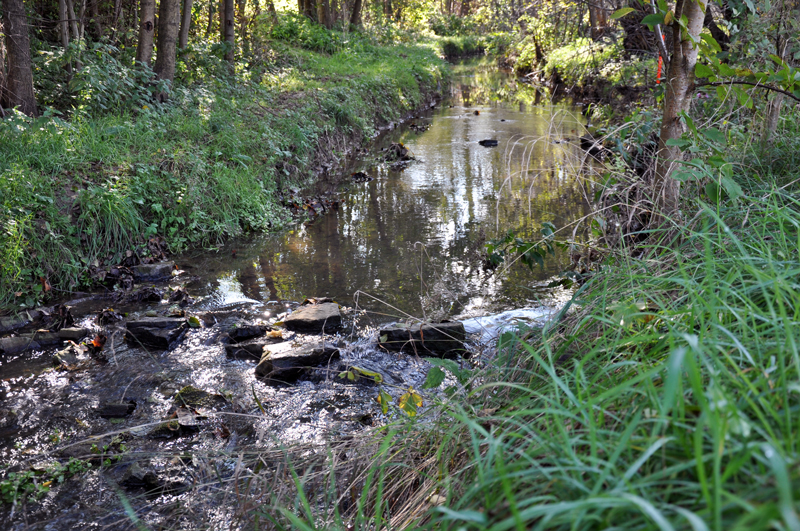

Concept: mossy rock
[[172, 385, 227, 409]]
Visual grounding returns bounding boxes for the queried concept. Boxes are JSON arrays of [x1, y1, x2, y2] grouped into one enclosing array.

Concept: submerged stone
[[225, 323, 269, 343], [224, 340, 269, 360], [255, 341, 339, 383], [97, 400, 136, 418], [173, 385, 227, 409], [132, 261, 175, 281], [283, 302, 341, 332], [125, 317, 187, 349], [379, 321, 466, 357]]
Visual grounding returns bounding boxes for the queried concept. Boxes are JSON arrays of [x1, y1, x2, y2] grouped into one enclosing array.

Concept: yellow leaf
[[664, 10, 674, 24]]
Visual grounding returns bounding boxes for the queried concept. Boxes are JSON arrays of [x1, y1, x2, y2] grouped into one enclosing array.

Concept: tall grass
[[397, 187, 800, 529], [250, 183, 800, 530]]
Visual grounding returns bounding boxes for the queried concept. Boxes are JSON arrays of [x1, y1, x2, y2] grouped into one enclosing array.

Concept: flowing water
[[0, 58, 594, 529]]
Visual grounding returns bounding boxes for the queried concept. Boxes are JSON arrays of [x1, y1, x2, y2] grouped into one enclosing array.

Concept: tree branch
[[697, 80, 800, 103]]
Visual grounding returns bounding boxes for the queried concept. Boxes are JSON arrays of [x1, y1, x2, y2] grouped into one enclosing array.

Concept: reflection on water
[[181, 58, 593, 322]]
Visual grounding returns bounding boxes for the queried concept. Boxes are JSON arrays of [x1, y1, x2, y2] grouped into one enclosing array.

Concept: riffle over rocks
[[379, 321, 466, 357]]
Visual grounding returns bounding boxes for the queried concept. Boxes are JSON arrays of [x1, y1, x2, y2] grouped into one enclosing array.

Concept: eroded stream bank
[[0, 58, 594, 529]]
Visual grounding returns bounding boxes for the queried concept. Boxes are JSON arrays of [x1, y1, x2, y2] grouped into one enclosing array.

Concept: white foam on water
[[460, 307, 553, 345]]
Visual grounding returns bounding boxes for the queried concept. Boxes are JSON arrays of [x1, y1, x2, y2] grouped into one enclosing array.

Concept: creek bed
[[0, 58, 593, 529]]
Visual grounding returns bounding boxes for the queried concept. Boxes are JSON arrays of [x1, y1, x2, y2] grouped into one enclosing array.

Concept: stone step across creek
[[378, 321, 467, 357]]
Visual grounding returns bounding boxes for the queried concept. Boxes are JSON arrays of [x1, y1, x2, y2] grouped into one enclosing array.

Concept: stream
[[0, 58, 593, 529]]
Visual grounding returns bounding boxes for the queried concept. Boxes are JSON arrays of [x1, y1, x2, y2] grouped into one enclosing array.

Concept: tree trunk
[[0, 23, 7, 113], [236, 0, 247, 54], [349, 0, 361, 25], [2, 0, 37, 116], [223, 0, 234, 62], [135, 0, 156, 65], [58, 0, 71, 49], [304, 0, 317, 21], [263, 0, 277, 25], [179, 0, 194, 48], [589, 0, 607, 40], [383, 0, 392, 20], [154, 0, 180, 82], [77, 0, 87, 41], [317, 0, 331, 28], [65, 0, 80, 41], [90, 0, 103, 40], [654, 0, 708, 219], [762, 4, 789, 145]]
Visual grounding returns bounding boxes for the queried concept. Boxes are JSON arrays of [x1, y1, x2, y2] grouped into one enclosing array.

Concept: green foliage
[[436, 35, 486, 58], [33, 42, 170, 118], [428, 13, 479, 36], [484, 222, 559, 271], [0, 458, 92, 505]]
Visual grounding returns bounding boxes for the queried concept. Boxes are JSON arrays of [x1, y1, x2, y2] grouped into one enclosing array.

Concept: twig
[[697, 80, 800, 103]]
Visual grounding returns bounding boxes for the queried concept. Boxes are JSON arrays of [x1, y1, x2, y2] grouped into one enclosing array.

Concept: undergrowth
[[0, 24, 447, 309]]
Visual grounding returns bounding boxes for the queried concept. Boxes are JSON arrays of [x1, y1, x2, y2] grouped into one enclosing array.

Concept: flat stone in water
[[21, 331, 62, 347], [58, 327, 90, 340], [0, 336, 41, 355], [379, 321, 467, 357], [283, 302, 341, 332], [225, 323, 269, 342], [256, 341, 339, 383]]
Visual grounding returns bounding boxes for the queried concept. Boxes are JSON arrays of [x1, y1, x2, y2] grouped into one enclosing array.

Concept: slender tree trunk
[[2, 0, 37, 116], [349, 0, 361, 25], [58, 0, 71, 50], [263, 0, 277, 25], [179, 0, 194, 47], [90, 0, 102, 40], [762, 6, 789, 145], [77, 0, 87, 41], [154, 0, 180, 82], [135, 0, 156, 65], [0, 23, 7, 113], [223, 0, 234, 61], [205, 0, 213, 37], [384, 0, 392, 20], [589, 0, 606, 40], [236, 0, 246, 54], [65, 0, 80, 41], [654, 0, 708, 219]]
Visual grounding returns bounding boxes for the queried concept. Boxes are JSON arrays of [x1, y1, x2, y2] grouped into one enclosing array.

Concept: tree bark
[[349, 0, 361, 25], [154, 0, 180, 82], [2, 0, 37, 116], [179, 0, 194, 48], [303, 0, 317, 21], [135, 0, 156, 65], [223, 0, 234, 62], [654, 0, 708, 219]]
